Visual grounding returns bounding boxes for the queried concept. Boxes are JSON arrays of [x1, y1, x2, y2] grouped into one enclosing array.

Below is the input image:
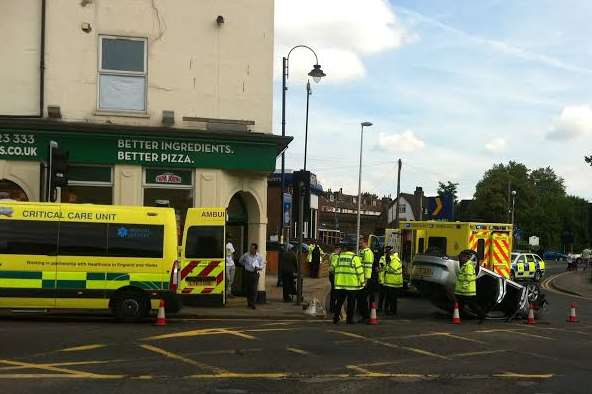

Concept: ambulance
[[0, 201, 180, 321], [0, 201, 228, 320]]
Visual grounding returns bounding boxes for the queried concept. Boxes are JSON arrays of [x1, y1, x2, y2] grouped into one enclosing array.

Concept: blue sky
[[273, 0, 592, 200]]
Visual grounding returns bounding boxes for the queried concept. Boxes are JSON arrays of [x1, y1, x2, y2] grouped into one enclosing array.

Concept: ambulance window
[[185, 226, 224, 258], [426, 237, 447, 257], [0, 220, 58, 255], [107, 224, 164, 258], [59, 222, 108, 256], [476, 239, 485, 262]]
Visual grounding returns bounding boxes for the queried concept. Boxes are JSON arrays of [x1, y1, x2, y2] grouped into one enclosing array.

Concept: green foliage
[[467, 161, 590, 251], [437, 181, 459, 202]]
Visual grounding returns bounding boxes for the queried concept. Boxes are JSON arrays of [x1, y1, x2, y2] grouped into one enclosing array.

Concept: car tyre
[[534, 270, 542, 281], [113, 290, 149, 322]]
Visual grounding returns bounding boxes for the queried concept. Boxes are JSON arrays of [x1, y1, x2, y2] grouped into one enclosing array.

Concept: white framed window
[[98, 36, 147, 112]]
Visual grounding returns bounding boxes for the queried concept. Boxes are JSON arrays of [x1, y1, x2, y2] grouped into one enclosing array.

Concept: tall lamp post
[[356, 121, 373, 254], [511, 190, 517, 227], [280, 46, 325, 243]]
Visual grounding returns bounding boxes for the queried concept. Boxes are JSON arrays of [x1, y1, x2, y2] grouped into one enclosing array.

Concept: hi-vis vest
[[454, 262, 477, 296], [329, 253, 340, 273], [360, 247, 374, 281], [381, 253, 403, 288], [333, 252, 364, 291]]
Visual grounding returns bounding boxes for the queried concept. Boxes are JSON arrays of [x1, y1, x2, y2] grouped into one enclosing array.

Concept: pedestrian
[[239, 243, 265, 309], [311, 243, 321, 278], [333, 241, 365, 324], [280, 243, 297, 302], [381, 246, 403, 315], [356, 238, 372, 322], [454, 249, 485, 323], [328, 245, 341, 313], [225, 241, 236, 297]]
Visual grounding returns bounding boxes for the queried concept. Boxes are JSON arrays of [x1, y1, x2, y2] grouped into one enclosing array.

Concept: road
[[1, 262, 591, 394]]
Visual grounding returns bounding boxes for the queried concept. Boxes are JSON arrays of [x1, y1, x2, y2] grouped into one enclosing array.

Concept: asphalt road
[[1, 262, 591, 394]]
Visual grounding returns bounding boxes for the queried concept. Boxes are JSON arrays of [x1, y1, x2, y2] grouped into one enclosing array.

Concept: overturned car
[[410, 254, 542, 319]]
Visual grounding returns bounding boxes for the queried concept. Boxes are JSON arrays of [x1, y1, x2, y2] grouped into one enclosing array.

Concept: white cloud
[[547, 105, 592, 140], [275, 0, 415, 82], [484, 137, 507, 153], [378, 130, 425, 153]]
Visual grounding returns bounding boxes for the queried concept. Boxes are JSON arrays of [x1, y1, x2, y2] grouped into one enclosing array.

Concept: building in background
[[0, 0, 289, 303], [383, 187, 427, 228], [318, 188, 391, 246]]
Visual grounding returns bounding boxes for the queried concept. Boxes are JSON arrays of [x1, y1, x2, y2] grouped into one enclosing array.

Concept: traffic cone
[[154, 299, 167, 326], [567, 303, 579, 323], [367, 302, 379, 325], [452, 302, 461, 324], [527, 303, 536, 325]]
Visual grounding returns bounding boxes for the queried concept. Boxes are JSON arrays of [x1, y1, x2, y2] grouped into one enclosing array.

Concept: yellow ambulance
[[0, 201, 180, 321], [178, 208, 226, 306], [400, 221, 513, 278]]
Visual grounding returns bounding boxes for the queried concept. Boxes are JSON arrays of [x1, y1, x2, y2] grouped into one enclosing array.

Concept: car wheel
[[527, 282, 540, 304], [534, 271, 542, 281], [112, 291, 149, 322]]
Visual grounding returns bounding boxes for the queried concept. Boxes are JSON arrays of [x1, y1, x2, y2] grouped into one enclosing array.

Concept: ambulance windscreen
[[185, 226, 224, 259]]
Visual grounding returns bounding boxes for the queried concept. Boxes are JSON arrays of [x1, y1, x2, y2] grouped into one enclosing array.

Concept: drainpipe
[[0, 0, 45, 118]]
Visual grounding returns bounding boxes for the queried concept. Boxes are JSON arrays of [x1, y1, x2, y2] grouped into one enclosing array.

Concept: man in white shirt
[[239, 243, 264, 309], [225, 242, 236, 297]]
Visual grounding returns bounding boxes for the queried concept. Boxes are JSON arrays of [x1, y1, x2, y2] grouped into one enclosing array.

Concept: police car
[[510, 252, 545, 281]]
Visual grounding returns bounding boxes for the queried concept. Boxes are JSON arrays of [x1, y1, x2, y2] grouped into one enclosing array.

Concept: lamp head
[[361, 122, 373, 127], [308, 64, 326, 83]]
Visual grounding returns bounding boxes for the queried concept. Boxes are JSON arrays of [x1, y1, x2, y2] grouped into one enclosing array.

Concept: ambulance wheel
[[112, 290, 149, 322]]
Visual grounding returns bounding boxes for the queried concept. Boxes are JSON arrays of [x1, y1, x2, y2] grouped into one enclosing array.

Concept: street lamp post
[[303, 80, 311, 171], [511, 190, 517, 227], [280, 46, 325, 243], [356, 121, 373, 254]]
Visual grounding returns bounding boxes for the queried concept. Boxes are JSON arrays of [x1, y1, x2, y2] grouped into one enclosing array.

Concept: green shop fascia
[[0, 120, 292, 172]]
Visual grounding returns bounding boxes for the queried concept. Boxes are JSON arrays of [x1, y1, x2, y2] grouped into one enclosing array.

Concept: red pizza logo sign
[[155, 173, 182, 184]]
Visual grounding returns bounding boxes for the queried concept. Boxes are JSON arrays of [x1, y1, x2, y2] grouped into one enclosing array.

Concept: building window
[[399, 205, 406, 213], [98, 36, 147, 112], [63, 165, 113, 204]]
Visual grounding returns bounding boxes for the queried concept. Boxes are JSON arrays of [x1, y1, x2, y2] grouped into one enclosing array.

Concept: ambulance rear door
[[490, 232, 512, 278], [180, 208, 226, 305]]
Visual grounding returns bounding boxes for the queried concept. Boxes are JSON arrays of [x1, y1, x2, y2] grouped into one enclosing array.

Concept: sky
[[272, 0, 592, 201]]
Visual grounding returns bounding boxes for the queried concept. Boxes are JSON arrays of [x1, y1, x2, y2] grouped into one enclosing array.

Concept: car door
[[514, 255, 526, 278], [525, 255, 536, 278]]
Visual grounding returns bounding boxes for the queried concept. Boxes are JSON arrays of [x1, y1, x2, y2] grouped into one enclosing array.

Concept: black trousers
[[384, 286, 399, 315], [356, 286, 370, 320], [329, 273, 336, 313], [333, 289, 356, 323], [377, 285, 386, 312], [311, 261, 320, 278], [245, 271, 259, 307], [456, 295, 485, 319], [281, 272, 295, 302]]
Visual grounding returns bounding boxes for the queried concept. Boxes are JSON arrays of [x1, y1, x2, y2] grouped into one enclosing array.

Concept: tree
[[437, 181, 459, 202], [585, 156, 592, 166]]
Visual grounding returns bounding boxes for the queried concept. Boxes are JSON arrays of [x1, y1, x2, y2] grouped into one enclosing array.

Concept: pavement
[[544, 268, 592, 299], [1, 285, 592, 394], [177, 274, 331, 320]]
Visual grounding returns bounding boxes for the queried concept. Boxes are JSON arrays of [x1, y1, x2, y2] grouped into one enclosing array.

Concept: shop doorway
[[0, 180, 28, 201], [227, 193, 248, 256]]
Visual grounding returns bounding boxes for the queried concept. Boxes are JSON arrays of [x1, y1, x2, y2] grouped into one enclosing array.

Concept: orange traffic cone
[[567, 303, 579, 323], [527, 303, 536, 325], [154, 299, 167, 326], [367, 302, 379, 325], [452, 302, 461, 324]]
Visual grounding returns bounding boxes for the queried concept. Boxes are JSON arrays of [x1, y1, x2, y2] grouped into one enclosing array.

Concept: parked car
[[543, 250, 569, 262]]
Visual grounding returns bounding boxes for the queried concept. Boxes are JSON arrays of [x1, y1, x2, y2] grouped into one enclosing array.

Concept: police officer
[[333, 241, 365, 324], [380, 246, 403, 315], [454, 249, 485, 323], [356, 238, 373, 322], [328, 245, 341, 313]]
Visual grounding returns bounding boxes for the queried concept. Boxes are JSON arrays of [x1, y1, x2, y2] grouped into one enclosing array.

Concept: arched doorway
[[227, 193, 249, 256], [0, 180, 29, 201]]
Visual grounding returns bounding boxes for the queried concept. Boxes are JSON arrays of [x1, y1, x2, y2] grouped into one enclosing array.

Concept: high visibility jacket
[[454, 262, 477, 296], [381, 253, 403, 288], [377, 256, 386, 285], [333, 252, 364, 291], [307, 244, 314, 263], [360, 247, 374, 281], [329, 253, 339, 273]]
